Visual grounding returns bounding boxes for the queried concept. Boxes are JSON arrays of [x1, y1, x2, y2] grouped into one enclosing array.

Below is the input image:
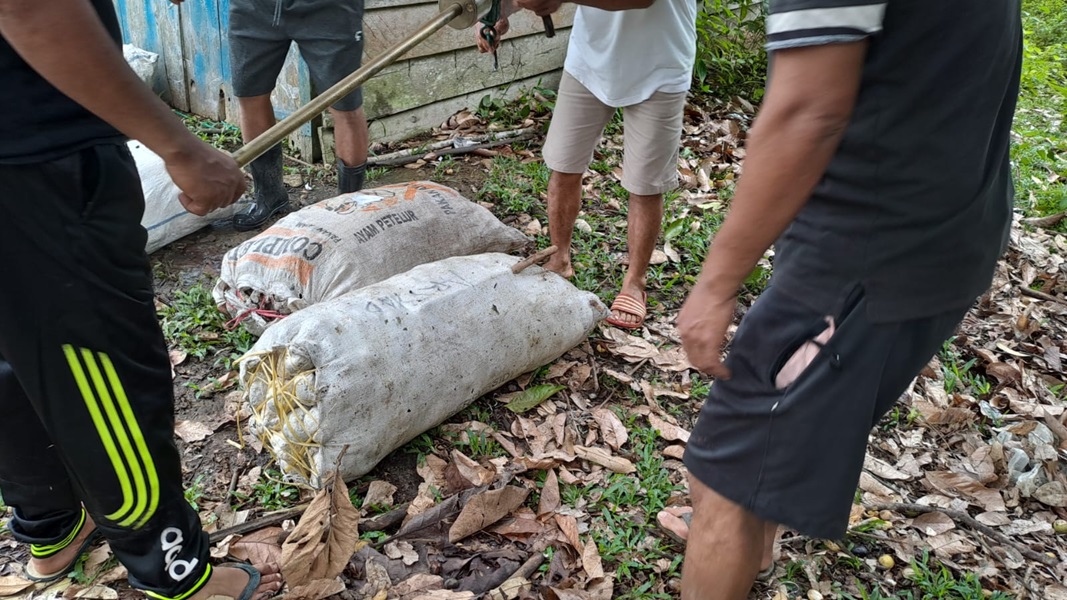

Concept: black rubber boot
[[337, 160, 366, 194], [233, 145, 288, 232]]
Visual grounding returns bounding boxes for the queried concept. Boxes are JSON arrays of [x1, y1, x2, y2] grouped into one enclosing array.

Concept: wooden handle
[[542, 15, 555, 38]]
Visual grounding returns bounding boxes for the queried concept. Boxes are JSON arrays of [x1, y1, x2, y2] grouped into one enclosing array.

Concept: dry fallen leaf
[[384, 541, 420, 566], [582, 539, 605, 579], [648, 414, 691, 444], [281, 468, 363, 587], [362, 481, 398, 510], [539, 469, 561, 516], [573, 445, 636, 474], [591, 408, 628, 451], [174, 420, 214, 443], [0, 576, 34, 597], [1034, 481, 1067, 507], [663, 445, 686, 460], [287, 578, 346, 600], [411, 592, 476, 600], [229, 527, 284, 566], [925, 471, 1006, 512], [911, 512, 956, 537], [451, 450, 496, 488], [448, 486, 530, 543], [554, 514, 583, 551]]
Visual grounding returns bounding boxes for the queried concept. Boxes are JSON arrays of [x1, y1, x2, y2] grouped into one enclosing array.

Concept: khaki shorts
[[543, 71, 686, 196]]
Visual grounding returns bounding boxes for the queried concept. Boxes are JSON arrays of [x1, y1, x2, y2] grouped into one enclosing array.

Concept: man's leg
[[0, 356, 99, 580], [229, 0, 292, 231], [329, 107, 369, 193], [609, 89, 688, 328], [682, 478, 766, 600], [544, 171, 583, 278], [541, 71, 615, 278], [293, 0, 368, 193], [0, 146, 281, 600]]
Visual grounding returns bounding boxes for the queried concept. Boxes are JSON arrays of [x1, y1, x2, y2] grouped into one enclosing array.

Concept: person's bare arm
[[677, 41, 868, 377], [0, 0, 246, 215]]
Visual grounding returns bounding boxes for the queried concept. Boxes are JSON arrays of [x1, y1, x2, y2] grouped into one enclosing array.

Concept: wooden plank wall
[[115, 0, 574, 160]]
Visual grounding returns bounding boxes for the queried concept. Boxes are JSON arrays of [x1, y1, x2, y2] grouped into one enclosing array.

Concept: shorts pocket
[[770, 317, 835, 390]]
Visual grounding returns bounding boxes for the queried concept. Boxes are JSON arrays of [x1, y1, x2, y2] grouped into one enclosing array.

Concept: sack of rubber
[[213, 182, 529, 335], [238, 253, 609, 486], [132, 141, 244, 254]]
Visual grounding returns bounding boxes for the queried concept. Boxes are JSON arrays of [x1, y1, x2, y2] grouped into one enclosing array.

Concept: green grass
[[1013, 0, 1067, 219], [557, 422, 686, 599], [843, 552, 1012, 600], [247, 469, 300, 511], [939, 338, 993, 399], [157, 284, 256, 369]]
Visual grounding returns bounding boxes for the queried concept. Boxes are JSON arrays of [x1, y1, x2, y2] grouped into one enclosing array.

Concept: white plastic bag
[[214, 182, 530, 334], [239, 253, 609, 486], [130, 141, 244, 255]]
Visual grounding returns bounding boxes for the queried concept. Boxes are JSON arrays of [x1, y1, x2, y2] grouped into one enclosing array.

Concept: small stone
[[852, 545, 869, 557], [824, 540, 841, 553], [902, 567, 916, 579], [524, 219, 543, 237], [575, 218, 593, 234], [1054, 519, 1067, 534], [879, 555, 896, 569], [807, 590, 824, 600], [444, 578, 460, 589], [667, 578, 682, 592]]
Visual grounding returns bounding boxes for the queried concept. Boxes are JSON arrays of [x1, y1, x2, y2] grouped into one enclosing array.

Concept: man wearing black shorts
[[674, 1, 1022, 597], [0, 1, 282, 598], [227, 0, 369, 231]]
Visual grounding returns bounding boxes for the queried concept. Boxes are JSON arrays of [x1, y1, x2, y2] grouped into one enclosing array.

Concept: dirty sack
[[132, 141, 244, 254], [238, 253, 609, 486], [213, 181, 530, 335]]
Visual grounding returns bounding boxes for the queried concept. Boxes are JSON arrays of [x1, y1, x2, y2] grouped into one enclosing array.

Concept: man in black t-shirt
[[0, 1, 283, 599], [670, 1, 1022, 597]]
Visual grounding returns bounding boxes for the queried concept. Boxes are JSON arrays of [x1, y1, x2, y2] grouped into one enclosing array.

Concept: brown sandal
[[605, 292, 647, 330]]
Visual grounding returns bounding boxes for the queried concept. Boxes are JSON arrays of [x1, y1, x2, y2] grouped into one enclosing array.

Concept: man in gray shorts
[[478, 0, 697, 329], [672, 0, 1022, 597], [228, 0, 369, 231]]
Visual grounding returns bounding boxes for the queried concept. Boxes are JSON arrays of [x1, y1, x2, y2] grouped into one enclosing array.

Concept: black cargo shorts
[[229, 0, 365, 111], [684, 283, 969, 539]]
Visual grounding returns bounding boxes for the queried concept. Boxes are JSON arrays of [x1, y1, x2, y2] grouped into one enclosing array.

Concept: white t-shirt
[[563, 1, 698, 108]]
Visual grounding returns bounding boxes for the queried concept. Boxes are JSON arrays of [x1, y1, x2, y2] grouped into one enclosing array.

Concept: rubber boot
[[233, 145, 288, 232], [338, 160, 367, 194]]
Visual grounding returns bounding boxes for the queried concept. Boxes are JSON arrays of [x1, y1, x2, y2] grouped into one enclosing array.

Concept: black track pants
[[0, 144, 212, 599]]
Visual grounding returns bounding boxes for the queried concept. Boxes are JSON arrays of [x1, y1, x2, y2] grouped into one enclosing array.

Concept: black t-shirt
[[0, 0, 126, 164], [764, 0, 1022, 322]]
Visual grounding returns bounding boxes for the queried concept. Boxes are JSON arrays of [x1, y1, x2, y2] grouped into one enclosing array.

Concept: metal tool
[[232, 0, 492, 168], [542, 15, 555, 38]]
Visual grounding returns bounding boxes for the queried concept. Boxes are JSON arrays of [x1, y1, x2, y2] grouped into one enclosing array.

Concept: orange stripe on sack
[[246, 255, 314, 287]]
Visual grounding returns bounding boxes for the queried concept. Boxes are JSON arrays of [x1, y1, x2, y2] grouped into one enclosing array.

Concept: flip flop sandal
[[656, 510, 776, 582], [24, 525, 102, 583], [605, 292, 647, 330], [211, 563, 270, 600]]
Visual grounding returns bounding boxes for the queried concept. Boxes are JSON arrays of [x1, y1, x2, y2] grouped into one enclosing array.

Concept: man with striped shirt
[[675, 1, 1022, 597]]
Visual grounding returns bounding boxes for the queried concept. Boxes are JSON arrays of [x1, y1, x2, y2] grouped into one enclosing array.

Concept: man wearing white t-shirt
[[478, 0, 697, 329]]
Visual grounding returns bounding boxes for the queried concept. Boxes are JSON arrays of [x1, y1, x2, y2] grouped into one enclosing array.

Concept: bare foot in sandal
[[189, 563, 284, 600], [26, 511, 100, 582], [656, 507, 778, 580], [606, 288, 647, 329], [544, 252, 575, 279]]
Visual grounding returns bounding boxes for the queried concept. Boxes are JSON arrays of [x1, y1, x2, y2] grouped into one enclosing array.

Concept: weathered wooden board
[[363, 3, 575, 62], [180, 0, 228, 119], [363, 28, 570, 119], [367, 69, 563, 142], [113, 0, 188, 110]]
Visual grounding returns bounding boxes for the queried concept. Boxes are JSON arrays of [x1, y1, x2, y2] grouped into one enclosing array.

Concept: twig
[[208, 503, 310, 544], [1019, 285, 1067, 306], [360, 503, 410, 533], [476, 543, 548, 598], [367, 128, 535, 165], [511, 246, 559, 274], [227, 458, 243, 501], [283, 153, 315, 169], [370, 134, 534, 167], [868, 502, 1057, 567], [1021, 212, 1066, 228]]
